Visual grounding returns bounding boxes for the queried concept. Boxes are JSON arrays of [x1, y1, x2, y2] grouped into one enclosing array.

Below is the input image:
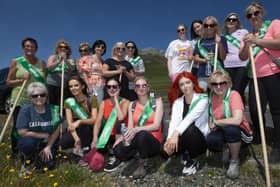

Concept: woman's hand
[[39, 146, 53, 162], [215, 34, 221, 43], [68, 120, 80, 131], [124, 127, 138, 143], [243, 33, 258, 46], [91, 138, 97, 149], [164, 131, 179, 156], [209, 121, 217, 131]]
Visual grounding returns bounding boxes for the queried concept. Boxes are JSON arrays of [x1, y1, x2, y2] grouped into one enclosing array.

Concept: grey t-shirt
[[16, 104, 54, 134]]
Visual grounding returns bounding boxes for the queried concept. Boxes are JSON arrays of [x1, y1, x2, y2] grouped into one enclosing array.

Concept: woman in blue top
[[16, 82, 60, 177], [193, 16, 228, 91]]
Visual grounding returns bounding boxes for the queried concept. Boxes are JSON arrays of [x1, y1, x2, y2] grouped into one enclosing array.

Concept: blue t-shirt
[[193, 36, 228, 77], [16, 104, 54, 134]]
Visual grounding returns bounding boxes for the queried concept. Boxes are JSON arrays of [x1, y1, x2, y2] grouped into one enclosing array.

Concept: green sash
[[186, 94, 208, 116], [209, 88, 231, 124], [247, 20, 272, 77], [137, 97, 154, 127], [96, 98, 122, 148], [130, 56, 142, 65], [16, 56, 45, 83], [197, 40, 223, 70], [64, 98, 89, 120], [225, 34, 240, 49]]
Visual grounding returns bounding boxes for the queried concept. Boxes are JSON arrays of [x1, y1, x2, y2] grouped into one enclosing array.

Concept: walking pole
[[249, 46, 271, 187], [213, 42, 218, 71], [189, 60, 194, 73], [0, 80, 27, 143], [59, 60, 65, 151]]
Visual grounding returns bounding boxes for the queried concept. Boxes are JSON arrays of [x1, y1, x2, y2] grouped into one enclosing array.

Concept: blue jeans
[[18, 137, 57, 166], [206, 125, 241, 152]]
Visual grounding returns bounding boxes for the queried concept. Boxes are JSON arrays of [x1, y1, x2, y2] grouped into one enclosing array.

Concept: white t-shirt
[[224, 29, 249, 68], [165, 39, 194, 74]]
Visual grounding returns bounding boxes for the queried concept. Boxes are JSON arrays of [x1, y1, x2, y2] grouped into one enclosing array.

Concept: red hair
[[168, 72, 203, 111]]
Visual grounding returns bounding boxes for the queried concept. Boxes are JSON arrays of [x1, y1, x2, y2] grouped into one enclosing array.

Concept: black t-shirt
[[104, 58, 134, 100]]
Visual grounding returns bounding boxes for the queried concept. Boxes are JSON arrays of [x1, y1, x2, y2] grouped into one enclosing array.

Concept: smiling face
[[68, 79, 85, 96], [23, 40, 37, 56], [246, 6, 264, 29], [193, 22, 202, 37], [203, 19, 217, 38], [210, 76, 228, 96], [106, 79, 120, 97], [178, 77, 194, 96], [134, 78, 149, 97], [31, 89, 47, 107], [126, 42, 135, 58], [226, 15, 239, 31], [177, 25, 186, 40]]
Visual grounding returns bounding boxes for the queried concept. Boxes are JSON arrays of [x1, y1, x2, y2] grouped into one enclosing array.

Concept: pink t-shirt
[[212, 90, 249, 126], [240, 19, 280, 78]]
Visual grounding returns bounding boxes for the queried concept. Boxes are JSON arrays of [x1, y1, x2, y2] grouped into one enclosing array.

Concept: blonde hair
[[201, 16, 221, 39], [208, 70, 232, 89], [245, 2, 265, 16], [55, 39, 72, 57], [111, 42, 126, 57]]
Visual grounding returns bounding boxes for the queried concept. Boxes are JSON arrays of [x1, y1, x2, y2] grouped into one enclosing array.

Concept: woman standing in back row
[[239, 2, 280, 163]]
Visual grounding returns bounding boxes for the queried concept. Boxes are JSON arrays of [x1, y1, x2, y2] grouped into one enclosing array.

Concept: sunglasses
[[116, 47, 125, 51], [226, 18, 238, 22], [211, 81, 227, 87], [96, 45, 105, 49], [59, 45, 68, 49], [106, 85, 119, 89], [79, 49, 89, 53], [126, 46, 135, 49], [31, 93, 47, 98], [177, 28, 185, 33], [135, 84, 148, 89], [246, 10, 260, 19], [204, 23, 216, 28]]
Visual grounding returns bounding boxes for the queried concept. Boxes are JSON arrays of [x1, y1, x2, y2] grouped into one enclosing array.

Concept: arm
[[115, 98, 129, 121], [6, 59, 26, 87], [92, 101, 104, 148], [102, 63, 123, 78], [216, 35, 227, 61], [18, 129, 49, 139], [214, 109, 243, 126], [135, 59, 145, 76], [167, 56, 173, 79], [124, 68, 136, 81], [46, 55, 62, 70], [193, 54, 208, 64]]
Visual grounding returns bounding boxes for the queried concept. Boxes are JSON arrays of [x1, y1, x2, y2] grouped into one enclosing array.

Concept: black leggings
[[162, 124, 207, 159], [11, 106, 21, 153], [249, 73, 280, 148], [59, 125, 93, 149], [113, 130, 161, 160]]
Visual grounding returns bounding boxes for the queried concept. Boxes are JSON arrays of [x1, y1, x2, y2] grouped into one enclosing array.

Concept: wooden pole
[[189, 60, 194, 73], [59, 60, 65, 151], [249, 46, 271, 187], [213, 42, 218, 71], [0, 80, 27, 143]]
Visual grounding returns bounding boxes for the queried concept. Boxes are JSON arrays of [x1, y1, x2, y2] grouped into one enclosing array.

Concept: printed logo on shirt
[[29, 121, 52, 128], [176, 44, 192, 61]]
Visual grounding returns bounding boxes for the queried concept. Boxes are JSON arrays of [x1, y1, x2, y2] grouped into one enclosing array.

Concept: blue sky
[[0, 0, 278, 69]]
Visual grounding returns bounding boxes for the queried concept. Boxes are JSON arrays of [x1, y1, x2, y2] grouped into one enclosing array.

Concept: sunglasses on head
[[31, 93, 47, 98], [135, 84, 148, 89], [106, 85, 119, 89], [203, 23, 216, 28], [246, 10, 260, 19], [211, 81, 227, 87], [226, 17, 238, 22], [177, 28, 185, 33]]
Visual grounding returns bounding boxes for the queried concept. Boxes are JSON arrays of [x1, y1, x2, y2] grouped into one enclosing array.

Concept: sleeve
[[136, 58, 145, 72], [271, 19, 280, 37], [167, 100, 182, 139], [165, 41, 174, 58], [90, 96, 98, 109], [16, 105, 30, 129], [175, 97, 208, 135]]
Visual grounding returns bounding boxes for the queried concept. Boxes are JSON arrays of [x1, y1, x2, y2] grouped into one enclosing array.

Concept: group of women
[[5, 1, 280, 181]]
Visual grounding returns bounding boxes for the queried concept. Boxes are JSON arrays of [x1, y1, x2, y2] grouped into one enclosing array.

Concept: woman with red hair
[[163, 71, 209, 175]]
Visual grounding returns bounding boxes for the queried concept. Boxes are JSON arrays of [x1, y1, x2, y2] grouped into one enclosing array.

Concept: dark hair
[[21, 37, 38, 50], [67, 75, 88, 96], [190, 19, 203, 40], [106, 77, 120, 86], [125, 40, 139, 58], [92, 40, 107, 56]]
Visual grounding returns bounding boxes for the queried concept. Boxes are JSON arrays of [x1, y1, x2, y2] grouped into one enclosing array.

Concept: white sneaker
[[226, 160, 239, 179], [182, 160, 199, 175]]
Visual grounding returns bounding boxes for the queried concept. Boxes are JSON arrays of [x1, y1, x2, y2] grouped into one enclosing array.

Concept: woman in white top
[[223, 13, 249, 103], [163, 72, 209, 175], [165, 24, 194, 82]]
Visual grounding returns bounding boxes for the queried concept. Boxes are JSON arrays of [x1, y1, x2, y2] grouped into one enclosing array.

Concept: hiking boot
[[269, 148, 280, 163], [226, 160, 239, 179], [19, 165, 33, 178], [132, 159, 148, 179], [104, 156, 123, 172], [182, 159, 199, 175]]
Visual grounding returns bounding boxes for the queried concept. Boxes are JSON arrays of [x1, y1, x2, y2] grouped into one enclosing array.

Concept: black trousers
[[11, 106, 21, 153], [59, 125, 93, 149], [249, 73, 280, 148], [162, 124, 207, 159], [113, 130, 161, 160]]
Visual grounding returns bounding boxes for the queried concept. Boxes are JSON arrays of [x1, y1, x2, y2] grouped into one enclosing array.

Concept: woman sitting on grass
[[163, 72, 209, 175], [113, 77, 164, 179], [91, 77, 130, 172], [207, 70, 252, 179], [16, 82, 60, 177], [60, 75, 98, 157]]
